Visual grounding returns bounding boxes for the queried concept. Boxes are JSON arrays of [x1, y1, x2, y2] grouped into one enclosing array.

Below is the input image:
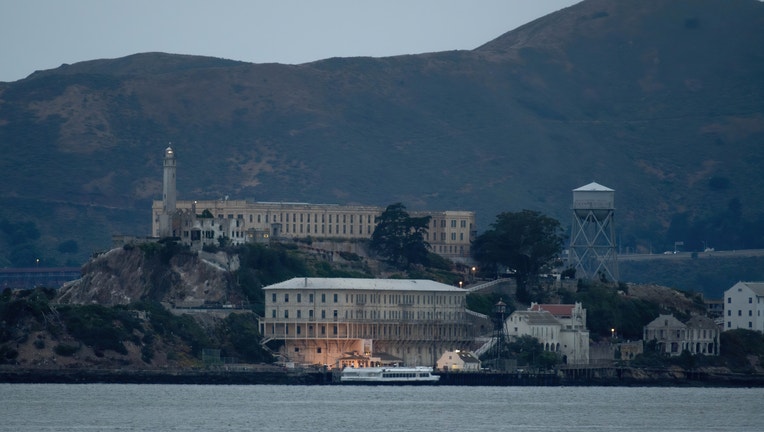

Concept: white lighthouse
[[158, 145, 177, 237]]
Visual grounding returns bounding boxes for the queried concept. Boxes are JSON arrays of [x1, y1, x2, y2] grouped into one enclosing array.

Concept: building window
[[309, 310, 314, 318], [739, 310, 742, 316], [272, 309, 276, 318], [321, 293, 326, 302], [297, 293, 301, 303], [297, 310, 302, 318], [284, 310, 288, 318], [750, 297, 753, 303], [461, 220, 466, 228], [333, 325, 338, 335], [333, 310, 338, 319], [727, 310, 731, 316], [272, 293, 276, 302], [317, 347, 322, 353], [321, 310, 326, 319], [727, 297, 731, 303], [333, 293, 338, 303], [284, 294, 289, 302], [297, 326, 301, 335], [309, 294, 314, 302]]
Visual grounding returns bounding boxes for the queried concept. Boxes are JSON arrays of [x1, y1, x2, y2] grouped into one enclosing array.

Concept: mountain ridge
[[0, 0, 763, 274]]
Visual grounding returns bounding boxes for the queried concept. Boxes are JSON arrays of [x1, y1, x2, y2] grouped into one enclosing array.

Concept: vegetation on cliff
[[0, 286, 271, 368]]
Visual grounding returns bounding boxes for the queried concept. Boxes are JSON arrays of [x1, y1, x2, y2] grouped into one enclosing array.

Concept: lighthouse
[[158, 145, 177, 237]]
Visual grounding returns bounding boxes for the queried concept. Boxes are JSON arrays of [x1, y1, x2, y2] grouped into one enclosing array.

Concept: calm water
[[1, 384, 762, 431]]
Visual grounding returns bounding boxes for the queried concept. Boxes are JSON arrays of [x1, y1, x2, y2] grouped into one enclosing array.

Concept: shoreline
[[2, 368, 764, 387]]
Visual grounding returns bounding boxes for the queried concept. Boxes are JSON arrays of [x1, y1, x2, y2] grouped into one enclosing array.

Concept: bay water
[[1, 384, 762, 431]]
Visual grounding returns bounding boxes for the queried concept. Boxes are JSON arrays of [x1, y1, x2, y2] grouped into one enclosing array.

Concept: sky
[[0, 0, 580, 83]]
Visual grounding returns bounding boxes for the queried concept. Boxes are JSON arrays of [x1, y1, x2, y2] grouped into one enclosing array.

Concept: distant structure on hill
[[152, 147, 476, 261], [568, 181, 619, 282]]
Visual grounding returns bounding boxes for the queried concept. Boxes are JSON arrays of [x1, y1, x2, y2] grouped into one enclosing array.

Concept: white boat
[[340, 366, 440, 384]]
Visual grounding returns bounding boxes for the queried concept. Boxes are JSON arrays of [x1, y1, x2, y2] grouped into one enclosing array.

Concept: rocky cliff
[[56, 245, 244, 307]]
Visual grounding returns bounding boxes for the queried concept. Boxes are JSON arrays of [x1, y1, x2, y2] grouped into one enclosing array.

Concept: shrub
[[54, 343, 80, 356]]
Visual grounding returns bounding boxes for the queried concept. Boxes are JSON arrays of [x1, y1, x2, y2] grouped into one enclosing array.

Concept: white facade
[[259, 278, 473, 368], [530, 303, 590, 365], [724, 281, 764, 332], [505, 303, 590, 365]]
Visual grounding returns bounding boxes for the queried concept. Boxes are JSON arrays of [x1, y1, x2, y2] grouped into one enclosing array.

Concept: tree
[[504, 335, 561, 370], [472, 210, 564, 300], [369, 203, 431, 269]]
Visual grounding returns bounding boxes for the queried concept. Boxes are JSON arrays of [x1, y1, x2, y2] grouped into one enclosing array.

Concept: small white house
[[436, 350, 481, 372]]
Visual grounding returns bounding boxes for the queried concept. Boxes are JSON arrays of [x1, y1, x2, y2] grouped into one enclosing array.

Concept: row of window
[[272, 292, 464, 306], [727, 309, 761, 316], [267, 323, 465, 338], [432, 219, 469, 228], [233, 213, 376, 225], [271, 308, 462, 321], [282, 223, 371, 236], [726, 296, 761, 303], [727, 321, 758, 328]]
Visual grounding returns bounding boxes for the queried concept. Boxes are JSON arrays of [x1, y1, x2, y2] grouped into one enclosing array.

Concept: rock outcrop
[[56, 246, 244, 307]]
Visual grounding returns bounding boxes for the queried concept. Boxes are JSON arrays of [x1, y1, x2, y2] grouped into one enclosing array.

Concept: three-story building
[[259, 277, 473, 368]]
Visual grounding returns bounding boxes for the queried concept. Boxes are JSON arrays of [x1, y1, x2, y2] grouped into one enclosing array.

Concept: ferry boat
[[340, 366, 440, 384]]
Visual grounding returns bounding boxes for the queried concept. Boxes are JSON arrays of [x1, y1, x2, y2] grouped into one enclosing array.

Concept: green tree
[[472, 210, 564, 301], [504, 335, 561, 369], [369, 203, 431, 269]]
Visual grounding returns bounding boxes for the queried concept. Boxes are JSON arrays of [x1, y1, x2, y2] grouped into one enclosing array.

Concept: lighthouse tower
[[568, 182, 618, 282], [158, 145, 177, 237]]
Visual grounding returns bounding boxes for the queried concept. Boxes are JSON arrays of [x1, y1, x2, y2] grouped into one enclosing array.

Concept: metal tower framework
[[568, 182, 619, 282], [491, 299, 507, 368]]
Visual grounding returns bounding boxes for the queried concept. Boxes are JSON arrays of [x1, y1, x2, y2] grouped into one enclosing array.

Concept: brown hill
[[0, 0, 762, 276]]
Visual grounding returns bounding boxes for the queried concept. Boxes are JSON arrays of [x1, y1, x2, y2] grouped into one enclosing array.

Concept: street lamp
[[611, 328, 615, 339], [458, 281, 463, 288]]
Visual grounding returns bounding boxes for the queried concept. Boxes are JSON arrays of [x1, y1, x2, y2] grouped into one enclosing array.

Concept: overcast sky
[[0, 0, 580, 83]]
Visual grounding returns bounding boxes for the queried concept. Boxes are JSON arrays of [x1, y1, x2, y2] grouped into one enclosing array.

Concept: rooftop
[[263, 277, 464, 292]]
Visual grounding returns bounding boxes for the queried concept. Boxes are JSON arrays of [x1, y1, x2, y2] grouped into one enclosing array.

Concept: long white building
[[258, 277, 473, 368], [152, 147, 476, 260]]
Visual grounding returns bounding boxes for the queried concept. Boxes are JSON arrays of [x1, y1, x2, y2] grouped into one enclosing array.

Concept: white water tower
[[568, 182, 618, 281]]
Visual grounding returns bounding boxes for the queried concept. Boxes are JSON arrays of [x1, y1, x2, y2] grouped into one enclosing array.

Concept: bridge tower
[[568, 182, 618, 282]]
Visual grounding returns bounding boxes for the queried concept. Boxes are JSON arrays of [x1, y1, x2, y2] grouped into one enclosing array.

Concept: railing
[[467, 279, 504, 293]]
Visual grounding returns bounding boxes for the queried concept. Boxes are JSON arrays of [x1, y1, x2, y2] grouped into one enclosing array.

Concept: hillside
[[0, 0, 763, 270], [0, 240, 719, 371]]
